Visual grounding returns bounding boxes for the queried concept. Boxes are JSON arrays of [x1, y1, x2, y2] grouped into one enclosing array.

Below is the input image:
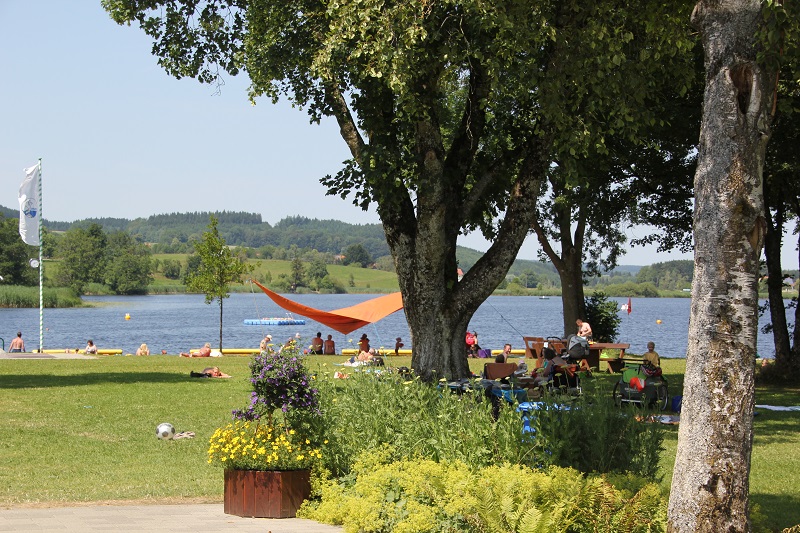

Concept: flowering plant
[[232, 343, 319, 421], [211, 342, 323, 471], [207, 420, 323, 471]]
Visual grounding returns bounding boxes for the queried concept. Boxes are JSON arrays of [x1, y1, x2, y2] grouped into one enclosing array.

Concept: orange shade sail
[[251, 280, 404, 335]]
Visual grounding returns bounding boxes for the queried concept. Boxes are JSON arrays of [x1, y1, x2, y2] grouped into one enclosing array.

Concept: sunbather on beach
[[202, 367, 231, 378], [181, 342, 211, 357], [189, 366, 231, 378]]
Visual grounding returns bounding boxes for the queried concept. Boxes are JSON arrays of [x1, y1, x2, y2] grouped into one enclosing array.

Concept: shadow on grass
[[750, 492, 800, 531], [0, 372, 228, 388], [753, 415, 800, 445]]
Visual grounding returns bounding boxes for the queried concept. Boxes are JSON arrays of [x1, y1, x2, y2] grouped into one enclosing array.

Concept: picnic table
[[589, 343, 641, 372], [523, 337, 638, 372]]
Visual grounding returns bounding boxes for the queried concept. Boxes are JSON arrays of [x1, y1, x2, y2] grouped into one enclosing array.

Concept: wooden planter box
[[223, 469, 311, 518]]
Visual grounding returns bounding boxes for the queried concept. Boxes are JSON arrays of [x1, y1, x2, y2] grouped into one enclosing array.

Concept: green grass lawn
[[0, 355, 797, 530]]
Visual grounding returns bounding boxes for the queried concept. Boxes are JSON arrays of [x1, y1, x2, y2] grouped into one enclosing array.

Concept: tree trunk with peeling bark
[[667, 1, 774, 531]]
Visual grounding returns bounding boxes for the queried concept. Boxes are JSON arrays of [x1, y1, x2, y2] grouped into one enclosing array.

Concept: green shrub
[[525, 391, 664, 479], [585, 291, 622, 342], [299, 449, 668, 533], [313, 371, 662, 480], [313, 370, 531, 476]]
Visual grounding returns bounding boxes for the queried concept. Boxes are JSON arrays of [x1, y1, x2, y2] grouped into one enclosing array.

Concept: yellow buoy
[[125, 314, 131, 320], [656, 319, 662, 325]]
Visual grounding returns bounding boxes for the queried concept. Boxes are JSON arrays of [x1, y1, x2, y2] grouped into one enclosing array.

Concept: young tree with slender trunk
[[186, 215, 253, 350]]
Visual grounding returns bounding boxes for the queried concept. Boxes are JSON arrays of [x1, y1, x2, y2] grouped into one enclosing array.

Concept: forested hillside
[[34, 210, 391, 260], [1, 205, 700, 294]]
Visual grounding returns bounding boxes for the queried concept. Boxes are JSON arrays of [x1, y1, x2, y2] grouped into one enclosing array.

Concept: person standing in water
[[9, 332, 24, 353]]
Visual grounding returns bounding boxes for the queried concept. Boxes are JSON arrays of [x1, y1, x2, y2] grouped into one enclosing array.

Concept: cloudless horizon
[[1, 1, 796, 268]]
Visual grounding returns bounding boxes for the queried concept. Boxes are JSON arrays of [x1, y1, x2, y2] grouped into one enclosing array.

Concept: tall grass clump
[[526, 391, 664, 478], [313, 371, 529, 476], [312, 370, 663, 480], [0, 285, 82, 308]]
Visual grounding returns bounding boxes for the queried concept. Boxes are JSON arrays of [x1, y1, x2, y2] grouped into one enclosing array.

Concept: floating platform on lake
[[243, 318, 306, 326]]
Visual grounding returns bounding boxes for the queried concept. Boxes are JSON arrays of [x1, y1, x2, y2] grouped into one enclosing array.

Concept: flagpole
[[38, 158, 43, 353]]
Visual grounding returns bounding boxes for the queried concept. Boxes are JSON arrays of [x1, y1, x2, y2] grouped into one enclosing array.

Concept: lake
[[0, 293, 790, 358]]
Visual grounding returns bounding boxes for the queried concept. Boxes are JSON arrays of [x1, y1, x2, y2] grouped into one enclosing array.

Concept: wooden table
[[586, 342, 630, 371]]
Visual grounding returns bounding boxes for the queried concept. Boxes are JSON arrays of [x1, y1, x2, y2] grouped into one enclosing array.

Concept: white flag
[[19, 163, 40, 246]]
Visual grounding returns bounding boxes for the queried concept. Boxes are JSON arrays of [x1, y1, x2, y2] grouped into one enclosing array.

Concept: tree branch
[[324, 83, 365, 166]]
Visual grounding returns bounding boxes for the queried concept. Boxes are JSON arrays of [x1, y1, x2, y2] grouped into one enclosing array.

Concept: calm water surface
[[0, 293, 789, 358]]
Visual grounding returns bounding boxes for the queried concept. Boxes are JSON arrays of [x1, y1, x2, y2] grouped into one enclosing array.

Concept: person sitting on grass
[[643, 341, 660, 368], [323, 334, 336, 355], [533, 349, 563, 386], [85, 340, 98, 355], [135, 343, 150, 356], [495, 343, 513, 363], [310, 332, 324, 354]]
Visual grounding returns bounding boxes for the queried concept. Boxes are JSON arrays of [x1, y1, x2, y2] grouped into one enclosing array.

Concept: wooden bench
[[523, 337, 545, 359]]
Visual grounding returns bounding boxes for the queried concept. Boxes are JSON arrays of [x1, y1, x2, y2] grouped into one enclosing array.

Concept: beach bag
[[210, 349, 223, 357], [672, 395, 683, 413], [477, 349, 492, 358]]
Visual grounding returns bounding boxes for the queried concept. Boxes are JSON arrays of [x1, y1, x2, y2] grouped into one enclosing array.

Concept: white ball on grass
[[156, 422, 175, 440]]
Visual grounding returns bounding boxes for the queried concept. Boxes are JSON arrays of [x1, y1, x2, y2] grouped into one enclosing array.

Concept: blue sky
[[1, 1, 795, 268]]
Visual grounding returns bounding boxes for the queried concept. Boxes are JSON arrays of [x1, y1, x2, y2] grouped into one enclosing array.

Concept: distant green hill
[[0, 206, 634, 281]]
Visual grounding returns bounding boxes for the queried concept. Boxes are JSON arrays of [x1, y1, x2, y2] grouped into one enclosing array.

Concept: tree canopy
[[0, 216, 39, 286], [105, 0, 697, 379]]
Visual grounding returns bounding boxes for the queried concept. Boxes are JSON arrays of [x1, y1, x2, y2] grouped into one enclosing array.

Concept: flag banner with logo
[[19, 163, 40, 246]]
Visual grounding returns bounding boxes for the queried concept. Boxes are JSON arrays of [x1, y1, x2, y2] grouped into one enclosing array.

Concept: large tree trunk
[[558, 253, 585, 338], [380, 119, 548, 381], [532, 194, 588, 337], [763, 203, 791, 363], [667, 1, 773, 531]]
